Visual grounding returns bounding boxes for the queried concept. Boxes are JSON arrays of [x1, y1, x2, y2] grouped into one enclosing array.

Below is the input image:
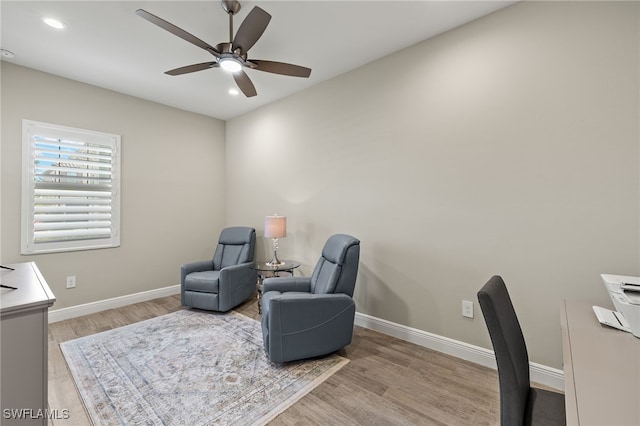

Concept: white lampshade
[[265, 215, 286, 239]]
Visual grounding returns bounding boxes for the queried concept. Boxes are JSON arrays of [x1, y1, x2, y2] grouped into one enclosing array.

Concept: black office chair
[[477, 276, 566, 426]]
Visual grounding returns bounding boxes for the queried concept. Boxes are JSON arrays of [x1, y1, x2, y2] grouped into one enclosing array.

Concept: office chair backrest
[[213, 227, 256, 270], [310, 234, 360, 296], [478, 275, 531, 426]]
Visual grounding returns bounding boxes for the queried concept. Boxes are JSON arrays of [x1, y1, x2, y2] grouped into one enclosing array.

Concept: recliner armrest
[[218, 262, 258, 311], [264, 293, 356, 363], [180, 260, 214, 285], [219, 262, 256, 286], [267, 293, 355, 332], [263, 276, 311, 293]]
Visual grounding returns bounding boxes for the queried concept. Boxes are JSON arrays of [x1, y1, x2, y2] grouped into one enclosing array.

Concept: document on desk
[[592, 305, 630, 332]]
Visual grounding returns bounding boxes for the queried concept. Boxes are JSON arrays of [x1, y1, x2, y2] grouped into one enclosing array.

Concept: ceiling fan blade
[[233, 70, 257, 97], [232, 6, 271, 54], [251, 60, 312, 78], [165, 62, 218, 76], [136, 9, 220, 58]]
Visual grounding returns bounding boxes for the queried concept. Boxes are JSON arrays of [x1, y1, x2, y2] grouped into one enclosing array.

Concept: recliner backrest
[[212, 227, 256, 270], [310, 234, 360, 296], [477, 275, 530, 426]]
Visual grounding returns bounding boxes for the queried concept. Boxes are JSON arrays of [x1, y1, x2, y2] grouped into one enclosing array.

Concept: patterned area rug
[[61, 309, 348, 425]]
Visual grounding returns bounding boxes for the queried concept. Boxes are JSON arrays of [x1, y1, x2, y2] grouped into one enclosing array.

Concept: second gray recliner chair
[[261, 234, 360, 363]]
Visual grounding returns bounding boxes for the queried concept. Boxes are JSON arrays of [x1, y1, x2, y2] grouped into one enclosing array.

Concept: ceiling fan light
[[219, 58, 242, 73]]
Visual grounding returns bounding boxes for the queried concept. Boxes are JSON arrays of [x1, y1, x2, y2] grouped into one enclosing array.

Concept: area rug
[[60, 309, 348, 425]]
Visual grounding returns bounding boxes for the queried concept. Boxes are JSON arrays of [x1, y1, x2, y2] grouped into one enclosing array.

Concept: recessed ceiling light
[[42, 17, 66, 30], [228, 88, 240, 96], [0, 49, 15, 59]]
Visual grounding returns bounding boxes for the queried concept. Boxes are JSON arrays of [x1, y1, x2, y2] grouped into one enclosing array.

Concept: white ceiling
[[1, 1, 515, 121]]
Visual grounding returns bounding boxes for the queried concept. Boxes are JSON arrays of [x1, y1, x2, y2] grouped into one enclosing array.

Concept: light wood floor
[[48, 293, 502, 425]]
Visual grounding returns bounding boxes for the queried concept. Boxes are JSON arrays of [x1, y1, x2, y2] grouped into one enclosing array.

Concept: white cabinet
[[1, 262, 56, 425]]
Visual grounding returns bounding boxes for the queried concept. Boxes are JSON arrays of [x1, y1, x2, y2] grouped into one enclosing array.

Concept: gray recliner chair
[[181, 226, 257, 312], [261, 234, 360, 363]]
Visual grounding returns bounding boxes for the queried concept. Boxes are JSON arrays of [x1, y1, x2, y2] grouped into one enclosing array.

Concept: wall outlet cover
[[66, 276, 76, 289], [462, 300, 474, 318]]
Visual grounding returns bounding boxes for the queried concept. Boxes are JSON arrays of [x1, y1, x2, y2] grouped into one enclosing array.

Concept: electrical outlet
[[66, 275, 76, 289], [462, 300, 474, 318]]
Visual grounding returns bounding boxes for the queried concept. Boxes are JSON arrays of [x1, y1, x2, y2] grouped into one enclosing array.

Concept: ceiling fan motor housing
[[216, 42, 247, 59]]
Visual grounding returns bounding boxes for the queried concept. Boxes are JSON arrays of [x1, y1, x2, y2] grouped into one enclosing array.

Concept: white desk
[[561, 299, 640, 426]]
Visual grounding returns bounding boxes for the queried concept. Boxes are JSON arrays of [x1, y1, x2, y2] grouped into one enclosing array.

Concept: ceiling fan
[[136, 0, 312, 97]]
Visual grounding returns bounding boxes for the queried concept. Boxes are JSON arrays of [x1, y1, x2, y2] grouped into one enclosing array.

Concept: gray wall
[[1, 63, 226, 309], [1, 1, 637, 370], [225, 1, 640, 369]]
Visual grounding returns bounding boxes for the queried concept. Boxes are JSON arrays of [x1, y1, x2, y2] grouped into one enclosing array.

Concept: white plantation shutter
[[22, 120, 121, 254]]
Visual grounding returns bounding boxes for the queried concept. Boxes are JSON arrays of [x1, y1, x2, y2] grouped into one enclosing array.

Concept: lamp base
[[266, 250, 284, 267], [266, 238, 285, 266]]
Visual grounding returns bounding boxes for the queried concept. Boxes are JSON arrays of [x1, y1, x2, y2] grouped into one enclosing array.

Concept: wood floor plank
[[48, 293, 503, 425]]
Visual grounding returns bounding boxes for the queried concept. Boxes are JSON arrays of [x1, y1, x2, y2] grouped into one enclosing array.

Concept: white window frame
[[21, 119, 121, 254]]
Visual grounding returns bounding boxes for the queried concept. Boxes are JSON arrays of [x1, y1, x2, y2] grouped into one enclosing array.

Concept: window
[[22, 120, 121, 254]]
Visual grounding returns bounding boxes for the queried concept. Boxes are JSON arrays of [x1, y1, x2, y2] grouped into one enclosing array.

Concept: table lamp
[[265, 215, 286, 266]]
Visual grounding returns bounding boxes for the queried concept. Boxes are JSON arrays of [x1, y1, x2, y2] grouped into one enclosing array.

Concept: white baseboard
[[48, 285, 181, 323], [354, 312, 564, 391], [48, 288, 563, 391]]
